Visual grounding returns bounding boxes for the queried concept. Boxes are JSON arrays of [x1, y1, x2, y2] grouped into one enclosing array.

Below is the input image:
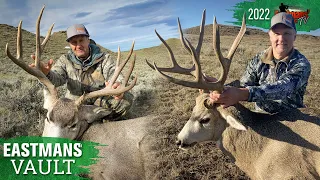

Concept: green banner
[[0, 136, 103, 180], [229, 0, 320, 32]]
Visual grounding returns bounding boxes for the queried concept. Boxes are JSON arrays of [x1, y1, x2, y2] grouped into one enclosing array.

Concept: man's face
[[68, 35, 90, 60], [269, 24, 296, 59]]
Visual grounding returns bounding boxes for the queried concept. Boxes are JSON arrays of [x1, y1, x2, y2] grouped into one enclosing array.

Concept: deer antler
[[148, 9, 246, 93], [145, 9, 206, 76], [5, 5, 58, 100], [75, 41, 137, 106]]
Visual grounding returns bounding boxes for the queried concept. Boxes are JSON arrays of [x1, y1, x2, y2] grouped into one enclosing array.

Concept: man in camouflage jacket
[[32, 24, 133, 120], [209, 13, 311, 114]]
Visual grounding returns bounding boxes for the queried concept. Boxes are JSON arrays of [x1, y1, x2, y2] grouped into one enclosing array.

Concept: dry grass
[[0, 23, 319, 179]]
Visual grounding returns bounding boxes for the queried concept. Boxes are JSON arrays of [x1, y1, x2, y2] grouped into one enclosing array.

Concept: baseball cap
[[66, 24, 89, 42], [270, 12, 296, 31]]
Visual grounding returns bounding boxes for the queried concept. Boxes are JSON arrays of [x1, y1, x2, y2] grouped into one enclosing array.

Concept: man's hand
[[105, 81, 124, 100], [209, 87, 249, 108], [29, 54, 54, 75]]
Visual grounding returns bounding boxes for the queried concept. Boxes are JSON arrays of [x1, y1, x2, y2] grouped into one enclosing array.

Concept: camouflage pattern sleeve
[[46, 55, 68, 87], [240, 53, 261, 87], [246, 57, 311, 102]]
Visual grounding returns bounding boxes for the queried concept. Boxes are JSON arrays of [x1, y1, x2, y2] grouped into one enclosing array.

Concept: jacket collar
[[261, 46, 295, 66], [68, 44, 105, 70]]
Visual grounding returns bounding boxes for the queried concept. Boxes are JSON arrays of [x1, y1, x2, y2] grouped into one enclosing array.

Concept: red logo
[[76, 28, 85, 33], [275, 9, 310, 25]]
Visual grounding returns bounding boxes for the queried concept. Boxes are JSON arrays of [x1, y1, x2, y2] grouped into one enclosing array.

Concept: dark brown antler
[[147, 9, 246, 92], [145, 9, 206, 76]]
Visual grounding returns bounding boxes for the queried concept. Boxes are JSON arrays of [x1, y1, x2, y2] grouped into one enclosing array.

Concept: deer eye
[[69, 124, 77, 129], [199, 117, 210, 124]]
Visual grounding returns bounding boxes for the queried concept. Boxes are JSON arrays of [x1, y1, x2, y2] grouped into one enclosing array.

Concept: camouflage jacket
[[47, 44, 122, 100], [240, 47, 311, 114], [47, 44, 134, 118]]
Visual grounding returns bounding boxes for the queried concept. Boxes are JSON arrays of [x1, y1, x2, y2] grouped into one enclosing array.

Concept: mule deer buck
[[6, 6, 155, 180], [147, 10, 320, 179]]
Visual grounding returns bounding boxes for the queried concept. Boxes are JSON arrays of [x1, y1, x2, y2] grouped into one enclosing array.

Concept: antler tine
[[151, 10, 246, 92], [6, 21, 23, 61], [226, 13, 246, 60], [212, 16, 228, 89], [147, 11, 208, 76], [146, 29, 195, 75], [5, 5, 58, 100], [123, 53, 136, 86], [211, 13, 246, 90], [35, 6, 45, 69], [116, 46, 121, 67], [155, 30, 178, 68], [75, 42, 138, 105], [177, 18, 191, 54], [178, 9, 205, 57], [153, 35, 224, 90], [40, 23, 55, 54], [195, 9, 206, 57], [108, 41, 135, 86], [17, 21, 23, 59], [148, 10, 206, 80], [184, 38, 201, 82], [5, 21, 23, 67], [153, 61, 222, 90], [153, 36, 201, 86], [36, 6, 54, 64], [75, 77, 137, 106]]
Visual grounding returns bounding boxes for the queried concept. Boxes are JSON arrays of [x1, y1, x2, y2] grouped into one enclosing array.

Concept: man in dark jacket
[[209, 13, 311, 114]]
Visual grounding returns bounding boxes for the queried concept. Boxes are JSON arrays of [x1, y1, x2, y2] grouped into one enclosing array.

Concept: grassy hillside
[[184, 23, 266, 36], [0, 22, 319, 179]]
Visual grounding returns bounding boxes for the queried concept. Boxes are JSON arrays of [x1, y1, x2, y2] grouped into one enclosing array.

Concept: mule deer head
[[147, 9, 246, 147], [5, 6, 137, 140]]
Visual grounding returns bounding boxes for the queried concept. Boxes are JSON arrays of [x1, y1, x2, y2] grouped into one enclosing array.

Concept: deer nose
[[176, 139, 182, 146], [176, 139, 188, 147]]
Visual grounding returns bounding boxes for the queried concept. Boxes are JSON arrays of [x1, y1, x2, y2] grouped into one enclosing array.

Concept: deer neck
[[218, 103, 268, 172]]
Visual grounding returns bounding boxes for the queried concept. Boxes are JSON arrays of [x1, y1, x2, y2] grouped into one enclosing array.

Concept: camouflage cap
[[270, 12, 296, 31], [66, 24, 89, 42]]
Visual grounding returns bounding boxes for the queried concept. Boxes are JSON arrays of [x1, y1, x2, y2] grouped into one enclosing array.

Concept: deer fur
[[81, 116, 155, 180], [41, 91, 156, 180], [177, 93, 320, 179]]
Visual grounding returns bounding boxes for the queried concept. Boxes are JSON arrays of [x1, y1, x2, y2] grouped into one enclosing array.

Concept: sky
[[1, 0, 319, 51]]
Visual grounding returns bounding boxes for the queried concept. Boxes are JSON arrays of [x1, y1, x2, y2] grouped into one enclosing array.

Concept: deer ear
[[225, 115, 247, 131], [204, 99, 216, 109], [78, 105, 113, 123], [218, 107, 247, 131], [43, 89, 56, 111], [199, 89, 210, 95]]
